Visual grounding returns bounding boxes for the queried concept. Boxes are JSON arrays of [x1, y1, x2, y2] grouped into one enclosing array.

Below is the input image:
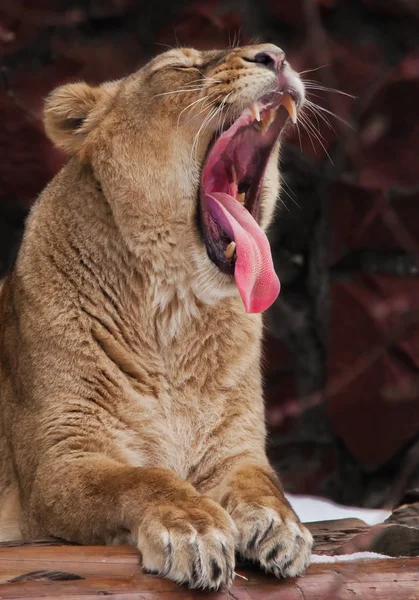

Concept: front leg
[[24, 454, 236, 590], [208, 462, 313, 578]]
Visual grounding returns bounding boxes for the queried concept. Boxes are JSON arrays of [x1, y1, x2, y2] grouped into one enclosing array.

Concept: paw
[[137, 496, 237, 590], [232, 503, 313, 578]]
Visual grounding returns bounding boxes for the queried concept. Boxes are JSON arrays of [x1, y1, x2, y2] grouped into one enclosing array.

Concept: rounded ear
[[43, 82, 106, 155]]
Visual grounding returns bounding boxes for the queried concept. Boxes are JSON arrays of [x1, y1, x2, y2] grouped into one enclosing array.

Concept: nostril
[[244, 51, 286, 72]]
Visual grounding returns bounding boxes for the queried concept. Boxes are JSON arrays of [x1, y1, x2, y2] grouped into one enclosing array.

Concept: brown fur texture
[[0, 45, 312, 589]]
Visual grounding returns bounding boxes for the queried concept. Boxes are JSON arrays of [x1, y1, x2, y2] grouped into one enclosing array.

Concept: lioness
[[0, 44, 312, 589]]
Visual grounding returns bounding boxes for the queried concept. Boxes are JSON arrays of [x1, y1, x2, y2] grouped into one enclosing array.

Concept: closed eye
[[173, 65, 201, 71]]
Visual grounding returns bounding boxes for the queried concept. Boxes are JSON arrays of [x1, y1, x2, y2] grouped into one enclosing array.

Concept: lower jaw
[[200, 127, 287, 274]]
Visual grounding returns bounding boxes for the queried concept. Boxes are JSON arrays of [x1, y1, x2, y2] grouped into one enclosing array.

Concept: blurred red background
[[1, 0, 419, 508]]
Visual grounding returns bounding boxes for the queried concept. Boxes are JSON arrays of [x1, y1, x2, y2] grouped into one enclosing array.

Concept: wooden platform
[[1, 519, 418, 599]]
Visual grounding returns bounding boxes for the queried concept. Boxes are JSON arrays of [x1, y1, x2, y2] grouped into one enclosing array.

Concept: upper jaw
[[239, 67, 304, 129], [201, 80, 303, 210], [205, 68, 304, 149], [236, 85, 301, 137]]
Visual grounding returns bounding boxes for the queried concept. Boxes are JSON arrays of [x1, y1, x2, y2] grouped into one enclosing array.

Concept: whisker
[[277, 195, 291, 212], [232, 29, 243, 48], [191, 105, 219, 158], [183, 98, 218, 129], [305, 99, 353, 129], [299, 112, 335, 164], [295, 122, 303, 152], [298, 116, 318, 156], [212, 103, 227, 138], [300, 110, 327, 141], [182, 76, 221, 85], [300, 111, 328, 142], [304, 102, 335, 132], [281, 178, 297, 199], [177, 96, 209, 129], [299, 113, 334, 165], [153, 42, 176, 51], [153, 87, 205, 98], [219, 99, 234, 137], [305, 103, 334, 130], [305, 91, 324, 101], [304, 87, 356, 101], [215, 93, 232, 136], [298, 64, 330, 75], [281, 179, 300, 208], [280, 186, 296, 210], [302, 81, 356, 99], [303, 105, 322, 132], [192, 95, 224, 121]]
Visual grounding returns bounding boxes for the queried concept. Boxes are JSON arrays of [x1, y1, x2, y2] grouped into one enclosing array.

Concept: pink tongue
[[206, 193, 280, 313]]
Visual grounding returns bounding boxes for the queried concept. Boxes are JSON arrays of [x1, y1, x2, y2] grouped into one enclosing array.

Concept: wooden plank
[[0, 520, 417, 599], [0, 544, 139, 564], [0, 559, 418, 599], [0, 547, 419, 600], [0, 545, 141, 583]]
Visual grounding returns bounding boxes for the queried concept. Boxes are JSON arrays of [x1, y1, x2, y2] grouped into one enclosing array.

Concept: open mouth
[[200, 90, 299, 313]]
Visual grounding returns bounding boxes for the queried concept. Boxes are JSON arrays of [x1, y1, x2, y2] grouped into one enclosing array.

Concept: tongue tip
[[205, 192, 281, 313], [242, 277, 281, 314]]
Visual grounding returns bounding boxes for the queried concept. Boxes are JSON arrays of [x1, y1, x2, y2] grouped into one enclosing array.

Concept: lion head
[[44, 44, 304, 313]]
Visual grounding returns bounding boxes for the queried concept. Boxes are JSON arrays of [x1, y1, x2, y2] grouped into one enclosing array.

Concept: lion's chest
[[112, 314, 260, 479], [114, 383, 232, 479]]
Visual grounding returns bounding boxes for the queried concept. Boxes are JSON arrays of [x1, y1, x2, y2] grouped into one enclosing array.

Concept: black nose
[[244, 50, 286, 73]]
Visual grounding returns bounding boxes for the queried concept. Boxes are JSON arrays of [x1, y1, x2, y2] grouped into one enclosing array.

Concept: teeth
[[266, 109, 276, 128], [236, 192, 245, 204], [261, 108, 276, 133], [231, 163, 237, 183], [250, 102, 261, 122], [280, 93, 297, 124], [224, 241, 236, 259]]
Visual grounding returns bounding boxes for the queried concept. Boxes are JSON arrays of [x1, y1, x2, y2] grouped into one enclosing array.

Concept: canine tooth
[[265, 108, 276, 128], [260, 108, 276, 133], [231, 163, 237, 183], [237, 192, 245, 204], [280, 93, 297, 124], [224, 241, 236, 259], [250, 102, 261, 122], [271, 108, 277, 123]]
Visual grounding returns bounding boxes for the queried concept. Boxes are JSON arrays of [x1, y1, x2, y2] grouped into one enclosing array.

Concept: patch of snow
[[311, 552, 393, 563], [285, 493, 391, 526]]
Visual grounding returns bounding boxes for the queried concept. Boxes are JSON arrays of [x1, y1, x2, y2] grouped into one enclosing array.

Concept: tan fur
[[0, 45, 312, 589]]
